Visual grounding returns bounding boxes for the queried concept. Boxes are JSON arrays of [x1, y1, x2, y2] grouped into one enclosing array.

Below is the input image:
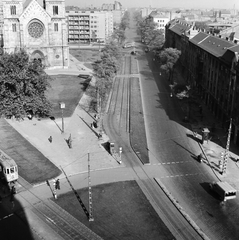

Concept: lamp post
[[59, 102, 65, 133]]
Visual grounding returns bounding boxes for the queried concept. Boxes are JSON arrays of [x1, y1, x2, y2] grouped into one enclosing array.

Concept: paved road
[[129, 13, 239, 240], [103, 51, 203, 240]]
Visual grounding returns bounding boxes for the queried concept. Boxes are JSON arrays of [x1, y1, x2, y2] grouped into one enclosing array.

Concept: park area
[[47, 74, 92, 118], [69, 48, 101, 70], [55, 180, 175, 240]]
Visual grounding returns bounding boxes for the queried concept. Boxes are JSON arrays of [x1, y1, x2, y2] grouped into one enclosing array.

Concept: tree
[[147, 29, 165, 50], [111, 29, 125, 44], [137, 16, 159, 44], [120, 11, 130, 30], [159, 48, 181, 82], [93, 41, 122, 103], [0, 50, 52, 119]]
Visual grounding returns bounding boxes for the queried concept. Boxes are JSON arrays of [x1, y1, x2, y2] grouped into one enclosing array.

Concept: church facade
[[2, 0, 69, 68]]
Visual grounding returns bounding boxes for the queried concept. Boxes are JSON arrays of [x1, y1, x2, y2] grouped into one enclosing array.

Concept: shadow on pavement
[[0, 183, 36, 239]]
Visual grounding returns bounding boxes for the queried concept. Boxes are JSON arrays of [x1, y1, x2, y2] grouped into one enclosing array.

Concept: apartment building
[[151, 13, 170, 30], [165, 19, 239, 145], [66, 9, 113, 43]]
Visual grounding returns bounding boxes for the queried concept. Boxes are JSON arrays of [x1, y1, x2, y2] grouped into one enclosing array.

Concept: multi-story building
[[102, 1, 122, 11], [1, 0, 69, 68], [150, 13, 170, 31], [66, 10, 113, 43], [165, 20, 239, 145]]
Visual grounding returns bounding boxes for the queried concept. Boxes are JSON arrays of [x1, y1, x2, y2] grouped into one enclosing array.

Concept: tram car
[[0, 149, 18, 186]]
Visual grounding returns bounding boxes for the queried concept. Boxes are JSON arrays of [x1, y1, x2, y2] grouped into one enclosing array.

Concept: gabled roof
[[23, 0, 43, 9], [153, 14, 169, 19], [221, 45, 239, 64], [23, 0, 32, 8], [190, 32, 208, 44], [169, 23, 191, 36], [194, 35, 234, 57]]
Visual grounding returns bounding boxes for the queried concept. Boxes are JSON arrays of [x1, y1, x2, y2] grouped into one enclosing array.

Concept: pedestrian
[[56, 179, 60, 190], [48, 136, 52, 143]]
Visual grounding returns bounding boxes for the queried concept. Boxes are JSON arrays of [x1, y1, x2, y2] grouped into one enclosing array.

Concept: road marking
[[159, 173, 201, 179], [151, 161, 191, 166]]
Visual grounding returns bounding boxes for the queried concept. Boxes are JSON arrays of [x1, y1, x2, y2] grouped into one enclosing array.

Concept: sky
[[65, 0, 237, 10]]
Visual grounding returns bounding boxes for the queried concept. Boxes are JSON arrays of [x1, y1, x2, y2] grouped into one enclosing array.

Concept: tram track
[[104, 54, 204, 240]]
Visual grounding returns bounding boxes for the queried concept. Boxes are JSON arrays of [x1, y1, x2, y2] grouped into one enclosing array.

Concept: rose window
[[28, 22, 44, 38]]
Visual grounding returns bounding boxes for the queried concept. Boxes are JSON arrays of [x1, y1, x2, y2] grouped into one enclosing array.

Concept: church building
[[2, 0, 69, 68]]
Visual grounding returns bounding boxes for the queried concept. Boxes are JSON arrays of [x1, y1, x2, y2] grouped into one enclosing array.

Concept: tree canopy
[[158, 48, 181, 83], [137, 16, 165, 50], [93, 41, 122, 102], [159, 48, 181, 74], [0, 50, 52, 119]]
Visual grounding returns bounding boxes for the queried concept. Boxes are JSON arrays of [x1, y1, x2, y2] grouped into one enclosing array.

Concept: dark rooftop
[[190, 32, 208, 44], [169, 23, 191, 36]]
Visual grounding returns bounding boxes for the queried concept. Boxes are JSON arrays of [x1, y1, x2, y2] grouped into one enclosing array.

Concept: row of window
[[12, 23, 59, 32], [10, 5, 59, 16]]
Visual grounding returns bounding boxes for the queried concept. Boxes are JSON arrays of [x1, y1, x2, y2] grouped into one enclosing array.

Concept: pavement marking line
[[151, 161, 192, 166], [159, 173, 202, 179]]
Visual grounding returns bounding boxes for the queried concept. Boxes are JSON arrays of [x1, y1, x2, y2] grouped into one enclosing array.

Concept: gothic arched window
[[53, 6, 58, 15], [10, 5, 16, 15]]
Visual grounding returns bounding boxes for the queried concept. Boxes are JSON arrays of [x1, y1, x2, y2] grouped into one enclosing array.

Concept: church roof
[[23, 0, 43, 9]]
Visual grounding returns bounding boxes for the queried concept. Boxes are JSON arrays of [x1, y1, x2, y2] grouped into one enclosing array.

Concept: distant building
[[102, 1, 122, 11], [150, 12, 169, 30], [101, 1, 124, 25], [66, 10, 113, 43], [1, 0, 69, 69]]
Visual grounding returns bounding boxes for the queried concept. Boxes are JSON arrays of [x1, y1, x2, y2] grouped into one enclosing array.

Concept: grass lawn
[[130, 56, 138, 74], [55, 181, 175, 240], [47, 75, 90, 118], [0, 119, 61, 184], [70, 49, 100, 63], [130, 77, 149, 164]]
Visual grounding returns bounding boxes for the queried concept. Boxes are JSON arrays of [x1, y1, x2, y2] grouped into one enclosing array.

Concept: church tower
[[1, 0, 69, 69], [42, 0, 68, 68], [2, 0, 23, 51]]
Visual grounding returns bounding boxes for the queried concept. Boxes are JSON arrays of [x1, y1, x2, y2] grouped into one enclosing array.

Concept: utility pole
[[221, 118, 232, 175], [88, 152, 94, 221]]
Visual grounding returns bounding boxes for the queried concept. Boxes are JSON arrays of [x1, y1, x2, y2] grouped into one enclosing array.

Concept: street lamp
[[59, 102, 65, 133]]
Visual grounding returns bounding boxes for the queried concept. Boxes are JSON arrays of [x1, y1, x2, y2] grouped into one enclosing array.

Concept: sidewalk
[[0, 54, 123, 239], [7, 54, 122, 179], [178, 87, 239, 190]]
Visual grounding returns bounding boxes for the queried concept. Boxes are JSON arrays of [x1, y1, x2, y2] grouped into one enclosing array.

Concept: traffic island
[[129, 77, 149, 164]]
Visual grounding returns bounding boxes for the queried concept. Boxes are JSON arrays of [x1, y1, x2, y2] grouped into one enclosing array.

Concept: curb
[[154, 178, 211, 240]]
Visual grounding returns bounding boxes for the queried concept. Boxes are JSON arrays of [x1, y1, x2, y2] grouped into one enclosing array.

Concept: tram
[[0, 149, 18, 187]]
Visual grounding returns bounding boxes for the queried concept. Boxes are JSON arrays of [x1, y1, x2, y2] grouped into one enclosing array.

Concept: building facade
[[153, 15, 169, 31], [66, 10, 113, 43], [1, 0, 69, 68], [165, 20, 239, 145]]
